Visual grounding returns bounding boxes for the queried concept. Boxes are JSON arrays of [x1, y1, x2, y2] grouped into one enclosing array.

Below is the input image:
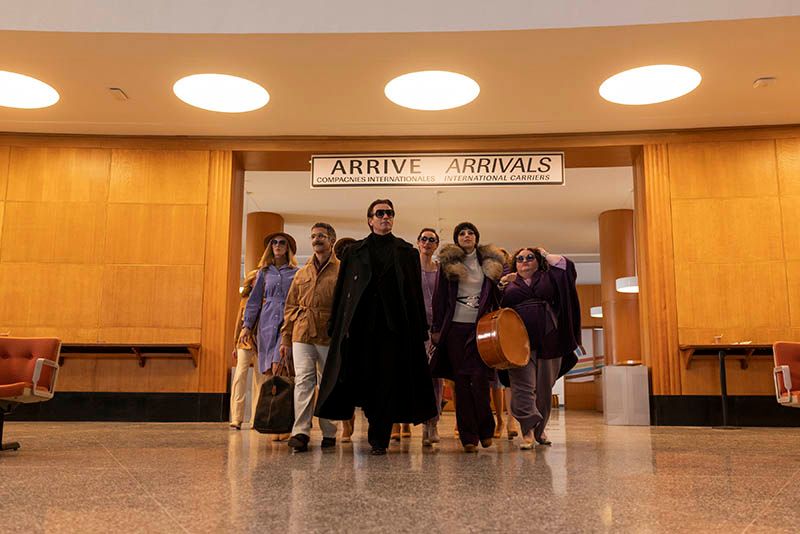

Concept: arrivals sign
[[310, 152, 564, 188]]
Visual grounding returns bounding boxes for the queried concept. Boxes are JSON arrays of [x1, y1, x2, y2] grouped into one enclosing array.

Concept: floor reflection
[[2, 410, 800, 532]]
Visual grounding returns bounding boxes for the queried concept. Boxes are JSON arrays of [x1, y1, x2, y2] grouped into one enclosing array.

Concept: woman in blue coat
[[239, 232, 299, 377]]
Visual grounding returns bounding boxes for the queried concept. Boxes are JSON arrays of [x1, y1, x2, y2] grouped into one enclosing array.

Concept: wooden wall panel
[[104, 204, 206, 265], [98, 327, 201, 344], [564, 380, 598, 410], [100, 265, 203, 330], [787, 261, 800, 329], [144, 359, 199, 392], [668, 140, 778, 199], [92, 360, 146, 392], [671, 198, 784, 262], [199, 151, 242, 393], [1, 202, 106, 263], [0, 263, 102, 328], [0, 146, 9, 199], [577, 284, 602, 328], [0, 327, 98, 343], [675, 262, 790, 344], [0, 143, 217, 393], [679, 358, 775, 396], [654, 137, 800, 396], [55, 360, 97, 391], [6, 147, 110, 202], [633, 145, 681, 394], [781, 196, 800, 261], [777, 138, 800, 196], [108, 149, 209, 204]]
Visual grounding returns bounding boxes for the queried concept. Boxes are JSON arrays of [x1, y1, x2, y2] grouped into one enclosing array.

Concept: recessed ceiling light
[[384, 70, 480, 111], [173, 73, 269, 113], [599, 65, 701, 105], [0, 70, 60, 109]]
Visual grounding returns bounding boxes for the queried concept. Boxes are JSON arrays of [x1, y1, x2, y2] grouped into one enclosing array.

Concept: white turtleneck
[[453, 249, 484, 323]]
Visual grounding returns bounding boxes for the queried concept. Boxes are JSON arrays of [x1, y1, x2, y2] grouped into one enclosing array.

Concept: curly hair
[[510, 247, 548, 273]]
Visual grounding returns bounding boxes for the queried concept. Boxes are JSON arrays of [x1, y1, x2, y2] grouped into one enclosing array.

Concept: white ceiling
[[1, 17, 799, 136], [242, 166, 633, 285], [3, 1, 796, 34]]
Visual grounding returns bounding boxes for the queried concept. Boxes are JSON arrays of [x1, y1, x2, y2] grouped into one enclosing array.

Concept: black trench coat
[[315, 234, 438, 423]]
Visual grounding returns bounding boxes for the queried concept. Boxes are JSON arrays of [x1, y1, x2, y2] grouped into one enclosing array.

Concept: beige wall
[[0, 144, 242, 393]]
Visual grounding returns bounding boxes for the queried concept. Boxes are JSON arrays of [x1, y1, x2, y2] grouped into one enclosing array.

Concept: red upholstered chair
[[773, 342, 800, 408], [0, 337, 62, 451]]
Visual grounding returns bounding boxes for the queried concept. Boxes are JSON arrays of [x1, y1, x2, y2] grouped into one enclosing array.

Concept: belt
[[456, 295, 481, 309], [517, 299, 558, 335]]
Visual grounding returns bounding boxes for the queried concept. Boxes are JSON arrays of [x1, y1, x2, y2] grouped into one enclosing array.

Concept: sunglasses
[[271, 239, 288, 246], [419, 236, 438, 243], [373, 209, 395, 218], [516, 253, 537, 263]]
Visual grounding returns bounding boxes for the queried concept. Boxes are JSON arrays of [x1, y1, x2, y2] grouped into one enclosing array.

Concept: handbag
[[252, 353, 294, 434]]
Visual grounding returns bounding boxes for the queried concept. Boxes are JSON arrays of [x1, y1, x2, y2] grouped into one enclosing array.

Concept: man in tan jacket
[[281, 222, 340, 452]]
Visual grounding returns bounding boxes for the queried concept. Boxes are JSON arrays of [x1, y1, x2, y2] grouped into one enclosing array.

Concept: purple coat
[[429, 244, 505, 380], [243, 264, 299, 373], [501, 258, 582, 377]]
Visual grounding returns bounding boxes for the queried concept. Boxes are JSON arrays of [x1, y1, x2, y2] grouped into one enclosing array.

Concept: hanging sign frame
[[310, 152, 565, 188]]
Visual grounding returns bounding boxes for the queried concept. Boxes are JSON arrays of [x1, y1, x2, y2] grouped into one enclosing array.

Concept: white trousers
[[230, 348, 267, 426], [291, 342, 338, 438]]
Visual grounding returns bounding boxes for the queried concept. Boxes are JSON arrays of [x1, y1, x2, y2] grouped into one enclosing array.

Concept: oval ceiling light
[[0, 70, 60, 109], [173, 73, 269, 113], [384, 70, 480, 111], [599, 65, 701, 105]]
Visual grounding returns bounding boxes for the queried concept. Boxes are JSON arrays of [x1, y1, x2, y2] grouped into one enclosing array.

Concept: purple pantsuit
[[500, 264, 568, 438]]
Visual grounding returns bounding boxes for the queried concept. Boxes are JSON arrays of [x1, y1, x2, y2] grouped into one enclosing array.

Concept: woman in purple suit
[[499, 247, 581, 449], [430, 222, 504, 453]]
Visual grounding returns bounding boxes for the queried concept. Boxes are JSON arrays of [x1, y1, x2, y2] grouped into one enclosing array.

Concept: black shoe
[[370, 446, 387, 456], [321, 437, 336, 449], [288, 433, 310, 452]]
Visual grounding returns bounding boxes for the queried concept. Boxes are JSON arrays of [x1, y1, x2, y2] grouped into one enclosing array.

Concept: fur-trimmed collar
[[437, 244, 505, 282]]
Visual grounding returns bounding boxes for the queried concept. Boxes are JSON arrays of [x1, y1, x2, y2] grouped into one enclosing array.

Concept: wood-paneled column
[[633, 145, 681, 395], [199, 151, 244, 393], [599, 209, 641, 365], [244, 212, 284, 272]]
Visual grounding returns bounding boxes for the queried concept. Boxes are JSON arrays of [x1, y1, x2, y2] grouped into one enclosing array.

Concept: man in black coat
[[316, 199, 438, 455]]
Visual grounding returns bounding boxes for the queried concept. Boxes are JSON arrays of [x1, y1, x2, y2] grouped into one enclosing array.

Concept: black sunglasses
[[516, 253, 536, 263], [271, 239, 288, 246], [419, 236, 438, 243], [373, 209, 395, 218]]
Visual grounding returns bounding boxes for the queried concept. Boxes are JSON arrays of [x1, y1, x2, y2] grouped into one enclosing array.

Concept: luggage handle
[[274, 350, 293, 379]]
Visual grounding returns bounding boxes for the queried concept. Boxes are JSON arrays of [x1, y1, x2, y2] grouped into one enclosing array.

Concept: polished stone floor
[[1, 410, 800, 533]]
